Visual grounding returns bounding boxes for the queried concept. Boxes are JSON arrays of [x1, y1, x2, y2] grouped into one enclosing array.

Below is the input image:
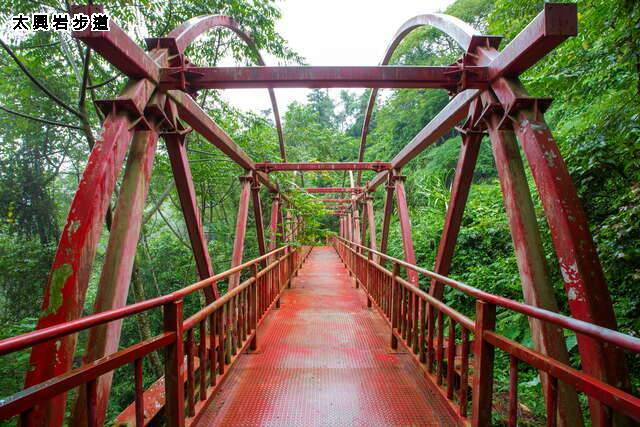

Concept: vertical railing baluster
[[218, 306, 226, 375], [446, 318, 456, 399], [390, 262, 399, 350], [406, 281, 413, 345], [471, 301, 496, 427], [436, 310, 444, 385], [164, 300, 185, 426], [545, 376, 558, 427], [251, 264, 258, 351], [427, 303, 435, 373], [412, 291, 419, 354], [419, 298, 427, 363], [459, 327, 470, 418], [209, 312, 217, 387], [134, 358, 144, 427], [86, 379, 98, 427], [199, 321, 207, 401], [186, 329, 195, 417], [508, 355, 518, 427]]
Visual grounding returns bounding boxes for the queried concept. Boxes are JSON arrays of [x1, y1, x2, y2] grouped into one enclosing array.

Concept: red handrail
[[0, 245, 313, 425], [332, 237, 640, 424]]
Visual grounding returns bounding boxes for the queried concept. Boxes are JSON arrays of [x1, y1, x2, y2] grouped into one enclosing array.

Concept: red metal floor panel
[[195, 247, 457, 426]]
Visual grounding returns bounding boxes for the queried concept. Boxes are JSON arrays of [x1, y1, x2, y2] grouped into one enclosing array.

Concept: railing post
[[390, 262, 399, 350], [164, 300, 185, 427], [366, 251, 372, 308], [250, 264, 258, 351], [471, 301, 496, 427]]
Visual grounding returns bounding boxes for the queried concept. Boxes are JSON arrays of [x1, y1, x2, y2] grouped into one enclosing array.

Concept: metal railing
[[0, 245, 312, 426], [333, 237, 640, 426]]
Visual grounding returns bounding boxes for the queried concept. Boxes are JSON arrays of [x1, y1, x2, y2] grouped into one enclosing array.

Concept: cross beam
[[362, 3, 577, 193], [257, 162, 391, 173], [305, 187, 363, 193], [319, 199, 352, 203], [159, 65, 489, 90]]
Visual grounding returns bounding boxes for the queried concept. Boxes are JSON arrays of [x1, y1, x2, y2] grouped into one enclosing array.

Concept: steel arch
[[357, 13, 479, 185], [156, 15, 287, 161]]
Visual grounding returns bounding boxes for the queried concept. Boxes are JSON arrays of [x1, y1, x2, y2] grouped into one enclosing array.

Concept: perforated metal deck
[[195, 247, 457, 426]]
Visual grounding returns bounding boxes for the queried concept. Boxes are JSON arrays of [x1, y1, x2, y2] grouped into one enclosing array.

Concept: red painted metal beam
[[268, 195, 281, 253], [429, 132, 482, 298], [251, 176, 268, 268], [305, 187, 364, 193], [364, 3, 578, 193], [159, 65, 489, 90], [393, 173, 418, 285], [72, 128, 160, 426], [379, 175, 395, 256], [71, 5, 160, 83], [229, 176, 252, 289], [486, 111, 583, 426], [165, 134, 219, 300], [154, 14, 288, 161], [23, 79, 157, 426], [319, 198, 352, 203], [257, 162, 391, 173]]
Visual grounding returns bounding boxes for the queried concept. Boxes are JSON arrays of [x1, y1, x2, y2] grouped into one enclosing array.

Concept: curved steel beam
[[158, 15, 287, 161], [357, 13, 479, 185]]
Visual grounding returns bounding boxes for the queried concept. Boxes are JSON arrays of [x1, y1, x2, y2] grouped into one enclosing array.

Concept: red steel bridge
[[0, 3, 639, 426]]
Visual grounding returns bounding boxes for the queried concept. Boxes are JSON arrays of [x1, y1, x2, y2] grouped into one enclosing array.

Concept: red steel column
[[269, 195, 281, 251], [365, 197, 378, 261], [72, 128, 160, 426], [393, 172, 418, 285], [488, 78, 630, 424], [166, 134, 218, 300], [24, 109, 143, 426], [251, 174, 267, 267], [229, 176, 252, 289], [429, 132, 482, 298], [487, 112, 583, 427], [353, 207, 362, 247], [379, 176, 395, 256]]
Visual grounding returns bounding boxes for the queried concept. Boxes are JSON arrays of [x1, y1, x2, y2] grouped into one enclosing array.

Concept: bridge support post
[[166, 133, 218, 300], [390, 262, 400, 350], [392, 171, 419, 285], [379, 175, 395, 264], [251, 174, 268, 267], [429, 132, 482, 299], [24, 82, 157, 426], [73, 127, 160, 427], [229, 176, 252, 289], [490, 77, 631, 425], [471, 301, 496, 427], [364, 197, 378, 263], [268, 194, 281, 261], [164, 300, 185, 427], [486, 109, 583, 427]]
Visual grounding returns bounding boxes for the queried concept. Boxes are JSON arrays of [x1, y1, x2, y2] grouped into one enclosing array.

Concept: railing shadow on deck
[[0, 245, 312, 426], [333, 237, 640, 427]]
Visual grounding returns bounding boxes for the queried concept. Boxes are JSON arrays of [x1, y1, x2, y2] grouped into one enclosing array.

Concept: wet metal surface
[[195, 247, 455, 426]]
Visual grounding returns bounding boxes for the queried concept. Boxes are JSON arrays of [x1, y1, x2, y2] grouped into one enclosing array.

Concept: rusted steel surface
[[71, 5, 160, 83], [23, 107, 146, 426], [379, 175, 395, 255], [229, 177, 252, 289], [250, 176, 268, 264], [195, 247, 457, 426], [487, 112, 582, 426], [166, 133, 219, 300], [73, 128, 160, 426], [429, 132, 481, 298], [393, 174, 419, 285], [257, 161, 391, 172], [160, 65, 489, 90]]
